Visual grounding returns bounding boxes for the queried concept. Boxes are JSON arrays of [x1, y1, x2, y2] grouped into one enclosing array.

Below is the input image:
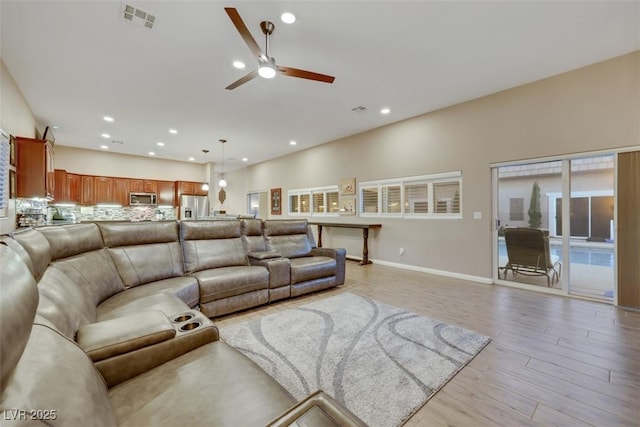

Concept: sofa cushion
[[264, 220, 313, 259], [0, 245, 39, 393], [36, 267, 97, 338], [97, 292, 190, 322], [191, 266, 269, 304], [96, 276, 199, 313], [290, 256, 337, 285], [1, 322, 117, 426], [39, 223, 104, 260], [108, 341, 295, 427], [241, 219, 268, 252], [99, 221, 179, 247], [10, 228, 51, 280], [108, 242, 185, 288], [50, 249, 125, 306], [180, 221, 249, 274]]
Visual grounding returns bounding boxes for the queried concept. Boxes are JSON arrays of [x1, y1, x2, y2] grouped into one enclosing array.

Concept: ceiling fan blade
[[225, 70, 259, 90], [277, 66, 335, 84], [224, 7, 265, 60]]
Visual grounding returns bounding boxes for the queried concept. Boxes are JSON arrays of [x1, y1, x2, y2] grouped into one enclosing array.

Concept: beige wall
[[226, 51, 640, 280], [1, 58, 39, 234], [55, 145, 205, 182]]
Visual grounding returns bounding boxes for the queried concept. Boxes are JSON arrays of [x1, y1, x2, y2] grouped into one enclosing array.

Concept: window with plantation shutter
[[0, 131, 9, 218], [299, 194, 310, 213], [361, 186, 379, 213], [326, 191, 339, 213], [404, 182, 429, 214], [288, 186, 339, 216], [312, 193, 325, 213], [382, 185, 401, 214], [360, 171, 462, 219], [433, 181, 461, 214], [290, 194, 300, 213]]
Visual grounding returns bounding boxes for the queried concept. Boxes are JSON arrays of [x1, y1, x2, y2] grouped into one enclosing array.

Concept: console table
[[309, 222, 381, 265]]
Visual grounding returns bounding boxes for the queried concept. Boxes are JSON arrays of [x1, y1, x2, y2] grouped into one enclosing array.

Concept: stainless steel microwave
[[130, 193, 157, 206]]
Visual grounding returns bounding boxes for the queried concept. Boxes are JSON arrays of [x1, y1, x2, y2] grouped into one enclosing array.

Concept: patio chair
[[502, 227, 561, 286]]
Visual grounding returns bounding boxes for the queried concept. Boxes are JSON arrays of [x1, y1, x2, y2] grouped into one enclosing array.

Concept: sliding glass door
[[493, 154, 615, 301]]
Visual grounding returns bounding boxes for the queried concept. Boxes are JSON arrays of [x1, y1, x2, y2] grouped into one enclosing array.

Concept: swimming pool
[[498, 242, 614, 267]]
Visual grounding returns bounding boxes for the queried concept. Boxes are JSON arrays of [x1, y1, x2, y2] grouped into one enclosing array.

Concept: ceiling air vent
[[351, 106, 367, 113], [122, 4, 156, 29]]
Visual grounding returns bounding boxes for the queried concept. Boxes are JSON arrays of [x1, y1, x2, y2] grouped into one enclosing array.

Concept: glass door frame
[[491, 149, 623, 304]]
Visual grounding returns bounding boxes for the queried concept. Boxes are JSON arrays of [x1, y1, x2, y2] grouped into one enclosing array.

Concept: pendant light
[[218, 139, 227, 188], [201, 149, 210, 191]]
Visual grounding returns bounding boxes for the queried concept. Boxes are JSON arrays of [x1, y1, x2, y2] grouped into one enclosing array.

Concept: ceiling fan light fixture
[[258, 58, 276, 79]]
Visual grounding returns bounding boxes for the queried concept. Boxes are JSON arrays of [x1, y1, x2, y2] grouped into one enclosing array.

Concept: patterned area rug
[[220, 293, 490, 427]]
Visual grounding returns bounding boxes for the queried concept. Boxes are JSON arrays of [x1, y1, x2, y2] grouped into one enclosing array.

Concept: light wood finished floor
[[215, 263, 640, 427]]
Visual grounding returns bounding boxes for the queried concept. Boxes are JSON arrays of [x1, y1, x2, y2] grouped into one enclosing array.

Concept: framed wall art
[[339, 195, 356, 215], [339, 177, 356, 195], [270, 188, 282, 215]]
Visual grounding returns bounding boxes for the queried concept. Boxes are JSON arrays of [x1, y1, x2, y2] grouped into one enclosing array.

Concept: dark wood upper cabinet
[[67, 174, 81, 203], [16, 137, 54, 199], [157, 181, 176, 206], [113, 178, 130, 206], [94, 176, 113, 204], [80, 175, 95, 205]]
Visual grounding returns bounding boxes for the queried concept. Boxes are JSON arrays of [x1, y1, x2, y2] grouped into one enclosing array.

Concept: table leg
[[360, 228, 371, 265], [317, 225, 323, 248]]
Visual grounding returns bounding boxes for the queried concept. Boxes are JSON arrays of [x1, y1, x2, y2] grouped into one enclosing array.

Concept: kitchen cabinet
[[81, 175, 95, 205], [94, 177, 113, 204], [113, 178, 130, 206], [176, 181, 208, 200], [53, 169, 68, 202], [16, 137, 54, 199], [157, 181, 176, 206], [53, 170, 82, 204], [94, 176, 130, 205], [130, 179, 157, 194], [67, 174, 81, 203]]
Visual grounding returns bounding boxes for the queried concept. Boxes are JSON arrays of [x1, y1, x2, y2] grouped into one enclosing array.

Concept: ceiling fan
[[224, 7, 335, 90]]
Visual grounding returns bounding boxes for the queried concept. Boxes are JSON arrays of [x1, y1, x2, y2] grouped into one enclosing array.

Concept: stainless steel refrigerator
[[179, 195, 209, 220]]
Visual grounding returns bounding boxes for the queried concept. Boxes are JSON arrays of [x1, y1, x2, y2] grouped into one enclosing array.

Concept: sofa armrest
[[76, 310, 175, 362], [95, 311, 218, 387], [267, 390, 367, 427], [248, 250, 282, 261], [311, 247, 346, 286], [249, 256, 291, 289]]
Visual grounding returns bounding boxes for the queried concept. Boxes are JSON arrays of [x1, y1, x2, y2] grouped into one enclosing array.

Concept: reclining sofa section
[[0, 219, 365, 426]]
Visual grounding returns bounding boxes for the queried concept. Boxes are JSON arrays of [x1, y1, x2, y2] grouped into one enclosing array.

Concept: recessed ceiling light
[[100, 145, 109, 150], [380, 107, 391, 115], [156, 142, 165, 146], [169, 129, 178, 134], [188, 157, 195, 161], [101, 133, 110, 138], [281, 12, 296, 24], [148, 151, 155, 156], [289, 140, 297, 146], [52, 125, 59, 129], [103, 116, 114, 122], [242, 157, 248, 162], [233, 61, 246, 69]]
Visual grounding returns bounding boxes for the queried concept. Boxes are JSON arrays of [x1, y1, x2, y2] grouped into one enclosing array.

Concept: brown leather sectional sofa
[[0, 219, 365, 426]]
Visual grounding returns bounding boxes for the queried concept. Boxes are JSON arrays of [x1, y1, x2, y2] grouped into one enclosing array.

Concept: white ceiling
[[1, 1, 638, 173]]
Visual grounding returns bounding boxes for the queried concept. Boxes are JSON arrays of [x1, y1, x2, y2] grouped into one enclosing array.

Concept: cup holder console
[[173, 313, 195, 323], [179, 321, 202, 332]]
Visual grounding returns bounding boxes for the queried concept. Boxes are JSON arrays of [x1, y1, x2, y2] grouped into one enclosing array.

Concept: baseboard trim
[[368, 259, 493, 285]]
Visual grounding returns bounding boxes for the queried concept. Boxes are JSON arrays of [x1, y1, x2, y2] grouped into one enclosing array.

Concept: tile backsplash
[[16, 199, 177, 227]]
